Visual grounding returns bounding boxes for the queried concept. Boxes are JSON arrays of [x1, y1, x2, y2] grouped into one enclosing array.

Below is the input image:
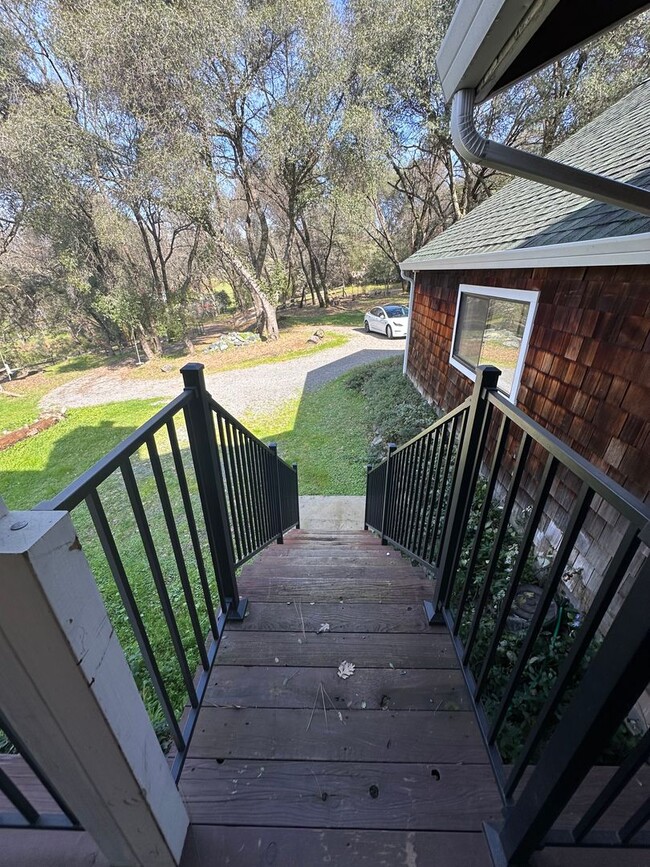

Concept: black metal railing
[[0, 712, 80, 831], [366, 365, 650, 865], [210, 401, 299, 566], [1, 361, 300, 814]]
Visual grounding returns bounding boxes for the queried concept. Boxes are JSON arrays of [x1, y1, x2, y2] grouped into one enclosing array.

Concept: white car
[[363, 304, 410, 339]]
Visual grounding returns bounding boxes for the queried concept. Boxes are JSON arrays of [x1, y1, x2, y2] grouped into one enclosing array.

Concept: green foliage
[[451, 479, 639, 764], [0, 398, 214, 739], [346, 356, 438, 463]]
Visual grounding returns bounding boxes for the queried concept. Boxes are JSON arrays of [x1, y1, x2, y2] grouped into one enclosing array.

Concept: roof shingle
[[403, 82, 650, 267]]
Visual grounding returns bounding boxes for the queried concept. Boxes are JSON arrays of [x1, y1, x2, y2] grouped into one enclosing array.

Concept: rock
[[160, 364, 174, 372]]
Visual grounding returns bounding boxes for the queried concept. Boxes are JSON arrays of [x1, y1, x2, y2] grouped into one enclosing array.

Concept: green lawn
[[0, 354, 116, 435], [242, 374, 369, 495], [0, 397, 215, 743]]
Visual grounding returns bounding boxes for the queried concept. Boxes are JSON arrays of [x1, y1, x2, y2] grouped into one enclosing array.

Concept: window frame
[[449, 283, 539, 402]]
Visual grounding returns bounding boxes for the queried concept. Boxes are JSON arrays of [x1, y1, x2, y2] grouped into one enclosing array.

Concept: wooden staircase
[[178, 528, 500, 866]]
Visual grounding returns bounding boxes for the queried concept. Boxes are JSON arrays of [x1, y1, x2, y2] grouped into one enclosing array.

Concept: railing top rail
[[209, 396, 294, 470], [488, 392, 650, 530], [34, 392, 192, 513], [369, 396, 472, 470]]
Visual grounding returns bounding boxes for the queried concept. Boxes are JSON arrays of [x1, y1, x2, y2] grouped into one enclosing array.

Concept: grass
[[0, 354, 120, 435], [0, 398, 166, 509], [0, 397, 215, 745], [242, 375, 369, 495]]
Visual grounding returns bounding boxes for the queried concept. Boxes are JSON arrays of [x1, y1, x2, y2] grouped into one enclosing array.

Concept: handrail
[[35, 392, 192, 512], [15, 363, 299, 807], [208, 396, 293, 469], [365, 364, 650, 864], [489, 391, 650, 528], [388, 396, 471, 458]]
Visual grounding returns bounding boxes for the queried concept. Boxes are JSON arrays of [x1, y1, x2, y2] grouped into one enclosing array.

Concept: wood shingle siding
[[407, 265, 650, 503]]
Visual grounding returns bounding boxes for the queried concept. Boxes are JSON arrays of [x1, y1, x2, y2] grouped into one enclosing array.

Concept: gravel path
[[41, 328, 403, 417]]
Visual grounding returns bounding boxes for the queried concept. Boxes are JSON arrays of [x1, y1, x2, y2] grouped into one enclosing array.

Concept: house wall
[[407, 264, 650, 718], [408, 265, 650, 501]]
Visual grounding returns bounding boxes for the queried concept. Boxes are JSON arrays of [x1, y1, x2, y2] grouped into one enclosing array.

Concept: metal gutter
[[400, 232, 650, 272], [451, 88, 650, 216], [400, 269, 416, 376]]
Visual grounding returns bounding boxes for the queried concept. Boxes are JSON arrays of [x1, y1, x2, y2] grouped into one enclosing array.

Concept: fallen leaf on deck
[[337, 660, 355, 679], [317, 623, 331, 634]]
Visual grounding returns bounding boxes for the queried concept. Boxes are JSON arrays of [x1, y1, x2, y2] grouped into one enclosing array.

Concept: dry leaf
[[337, 660, 355, 679], [317, 623, 331, 634], [274, 657, 280, 663], [361, 701, 367, 709]]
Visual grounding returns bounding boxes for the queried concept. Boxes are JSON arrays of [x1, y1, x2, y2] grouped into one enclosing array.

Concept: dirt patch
[[0, 415, 62, 451]]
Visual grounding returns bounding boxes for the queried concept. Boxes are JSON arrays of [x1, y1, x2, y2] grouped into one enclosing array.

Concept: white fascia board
[[400, 233, 650, 272], [437, 0, 550, 102]]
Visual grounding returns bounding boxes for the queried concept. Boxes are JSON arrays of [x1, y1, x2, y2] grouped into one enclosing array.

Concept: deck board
[[228, 601, 432, 632], [204, 665, 470, 710], [217, 630, 456, 668], [179, 528, 499, 866], [189, 707, 487, 763], [180, 759, 501, 829], [180, 826, 493, 867]]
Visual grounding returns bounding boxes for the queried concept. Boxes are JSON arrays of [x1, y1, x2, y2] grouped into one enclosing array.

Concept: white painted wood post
[[0, 497, 189, 866]]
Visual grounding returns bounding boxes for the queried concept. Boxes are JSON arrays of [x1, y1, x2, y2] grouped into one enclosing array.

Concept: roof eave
[[400, 233, 650, 272]]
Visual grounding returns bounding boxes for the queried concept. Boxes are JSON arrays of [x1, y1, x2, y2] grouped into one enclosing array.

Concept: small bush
[[346, 357, 438, 464]]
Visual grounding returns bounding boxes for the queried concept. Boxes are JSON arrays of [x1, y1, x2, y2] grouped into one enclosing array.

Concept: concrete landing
[[298, 496, 366, 531]]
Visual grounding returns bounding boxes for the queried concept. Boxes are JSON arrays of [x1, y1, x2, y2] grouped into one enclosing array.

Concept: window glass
[[452, 290, 533, 397], [384, 305, 409, 318]]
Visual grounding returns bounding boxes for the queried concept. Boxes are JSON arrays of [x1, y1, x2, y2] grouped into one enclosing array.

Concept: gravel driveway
[[41, 328, 403, 417]]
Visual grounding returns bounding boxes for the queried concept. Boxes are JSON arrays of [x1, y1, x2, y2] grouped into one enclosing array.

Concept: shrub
[[346, 357, 438, 464]]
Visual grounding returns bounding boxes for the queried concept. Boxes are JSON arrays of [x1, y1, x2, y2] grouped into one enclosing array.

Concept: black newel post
[[424, 365, 500, 624], [269, 443, 283, 544], [364, 463, 372, 531], [181, 363, 247, 620], [380, 443, 397, 544], [292, 463, 300, 529]]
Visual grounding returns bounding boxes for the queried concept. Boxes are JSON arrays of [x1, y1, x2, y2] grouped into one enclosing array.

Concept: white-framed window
[[449, 284, 539, 400]]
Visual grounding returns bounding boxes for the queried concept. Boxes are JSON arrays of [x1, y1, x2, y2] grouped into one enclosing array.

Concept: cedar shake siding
[[406, 264, 650, 686], [407, 265, 650, 504]]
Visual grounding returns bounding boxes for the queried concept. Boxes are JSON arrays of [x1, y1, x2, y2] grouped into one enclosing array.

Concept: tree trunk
[[215, 235, 279, 339], [137, 324, 162, 360]]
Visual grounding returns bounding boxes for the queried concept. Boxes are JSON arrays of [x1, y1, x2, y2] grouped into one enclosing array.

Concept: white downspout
[[400, 269, 416, 376], [451, 88, 650, 216]]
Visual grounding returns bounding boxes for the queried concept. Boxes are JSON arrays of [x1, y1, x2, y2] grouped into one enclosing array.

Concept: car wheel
[[364, 320, 370, 333], [386, 325, 393, 339]]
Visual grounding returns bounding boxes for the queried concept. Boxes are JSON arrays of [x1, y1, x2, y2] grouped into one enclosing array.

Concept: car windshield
[[384, 305, 409, 318]]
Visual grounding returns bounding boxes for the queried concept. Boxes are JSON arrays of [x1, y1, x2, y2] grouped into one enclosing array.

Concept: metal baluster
[[120, 458, 199, 708], [166, 418, 220, 635], [181, 363, 246, 620], [452, 415, 510, 632], [85, 489, 185, 749], [505, 523, 640, 797], [486, 555, 650, 867], [462, 433, 531, 663], [488, 483, 594, 744]]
